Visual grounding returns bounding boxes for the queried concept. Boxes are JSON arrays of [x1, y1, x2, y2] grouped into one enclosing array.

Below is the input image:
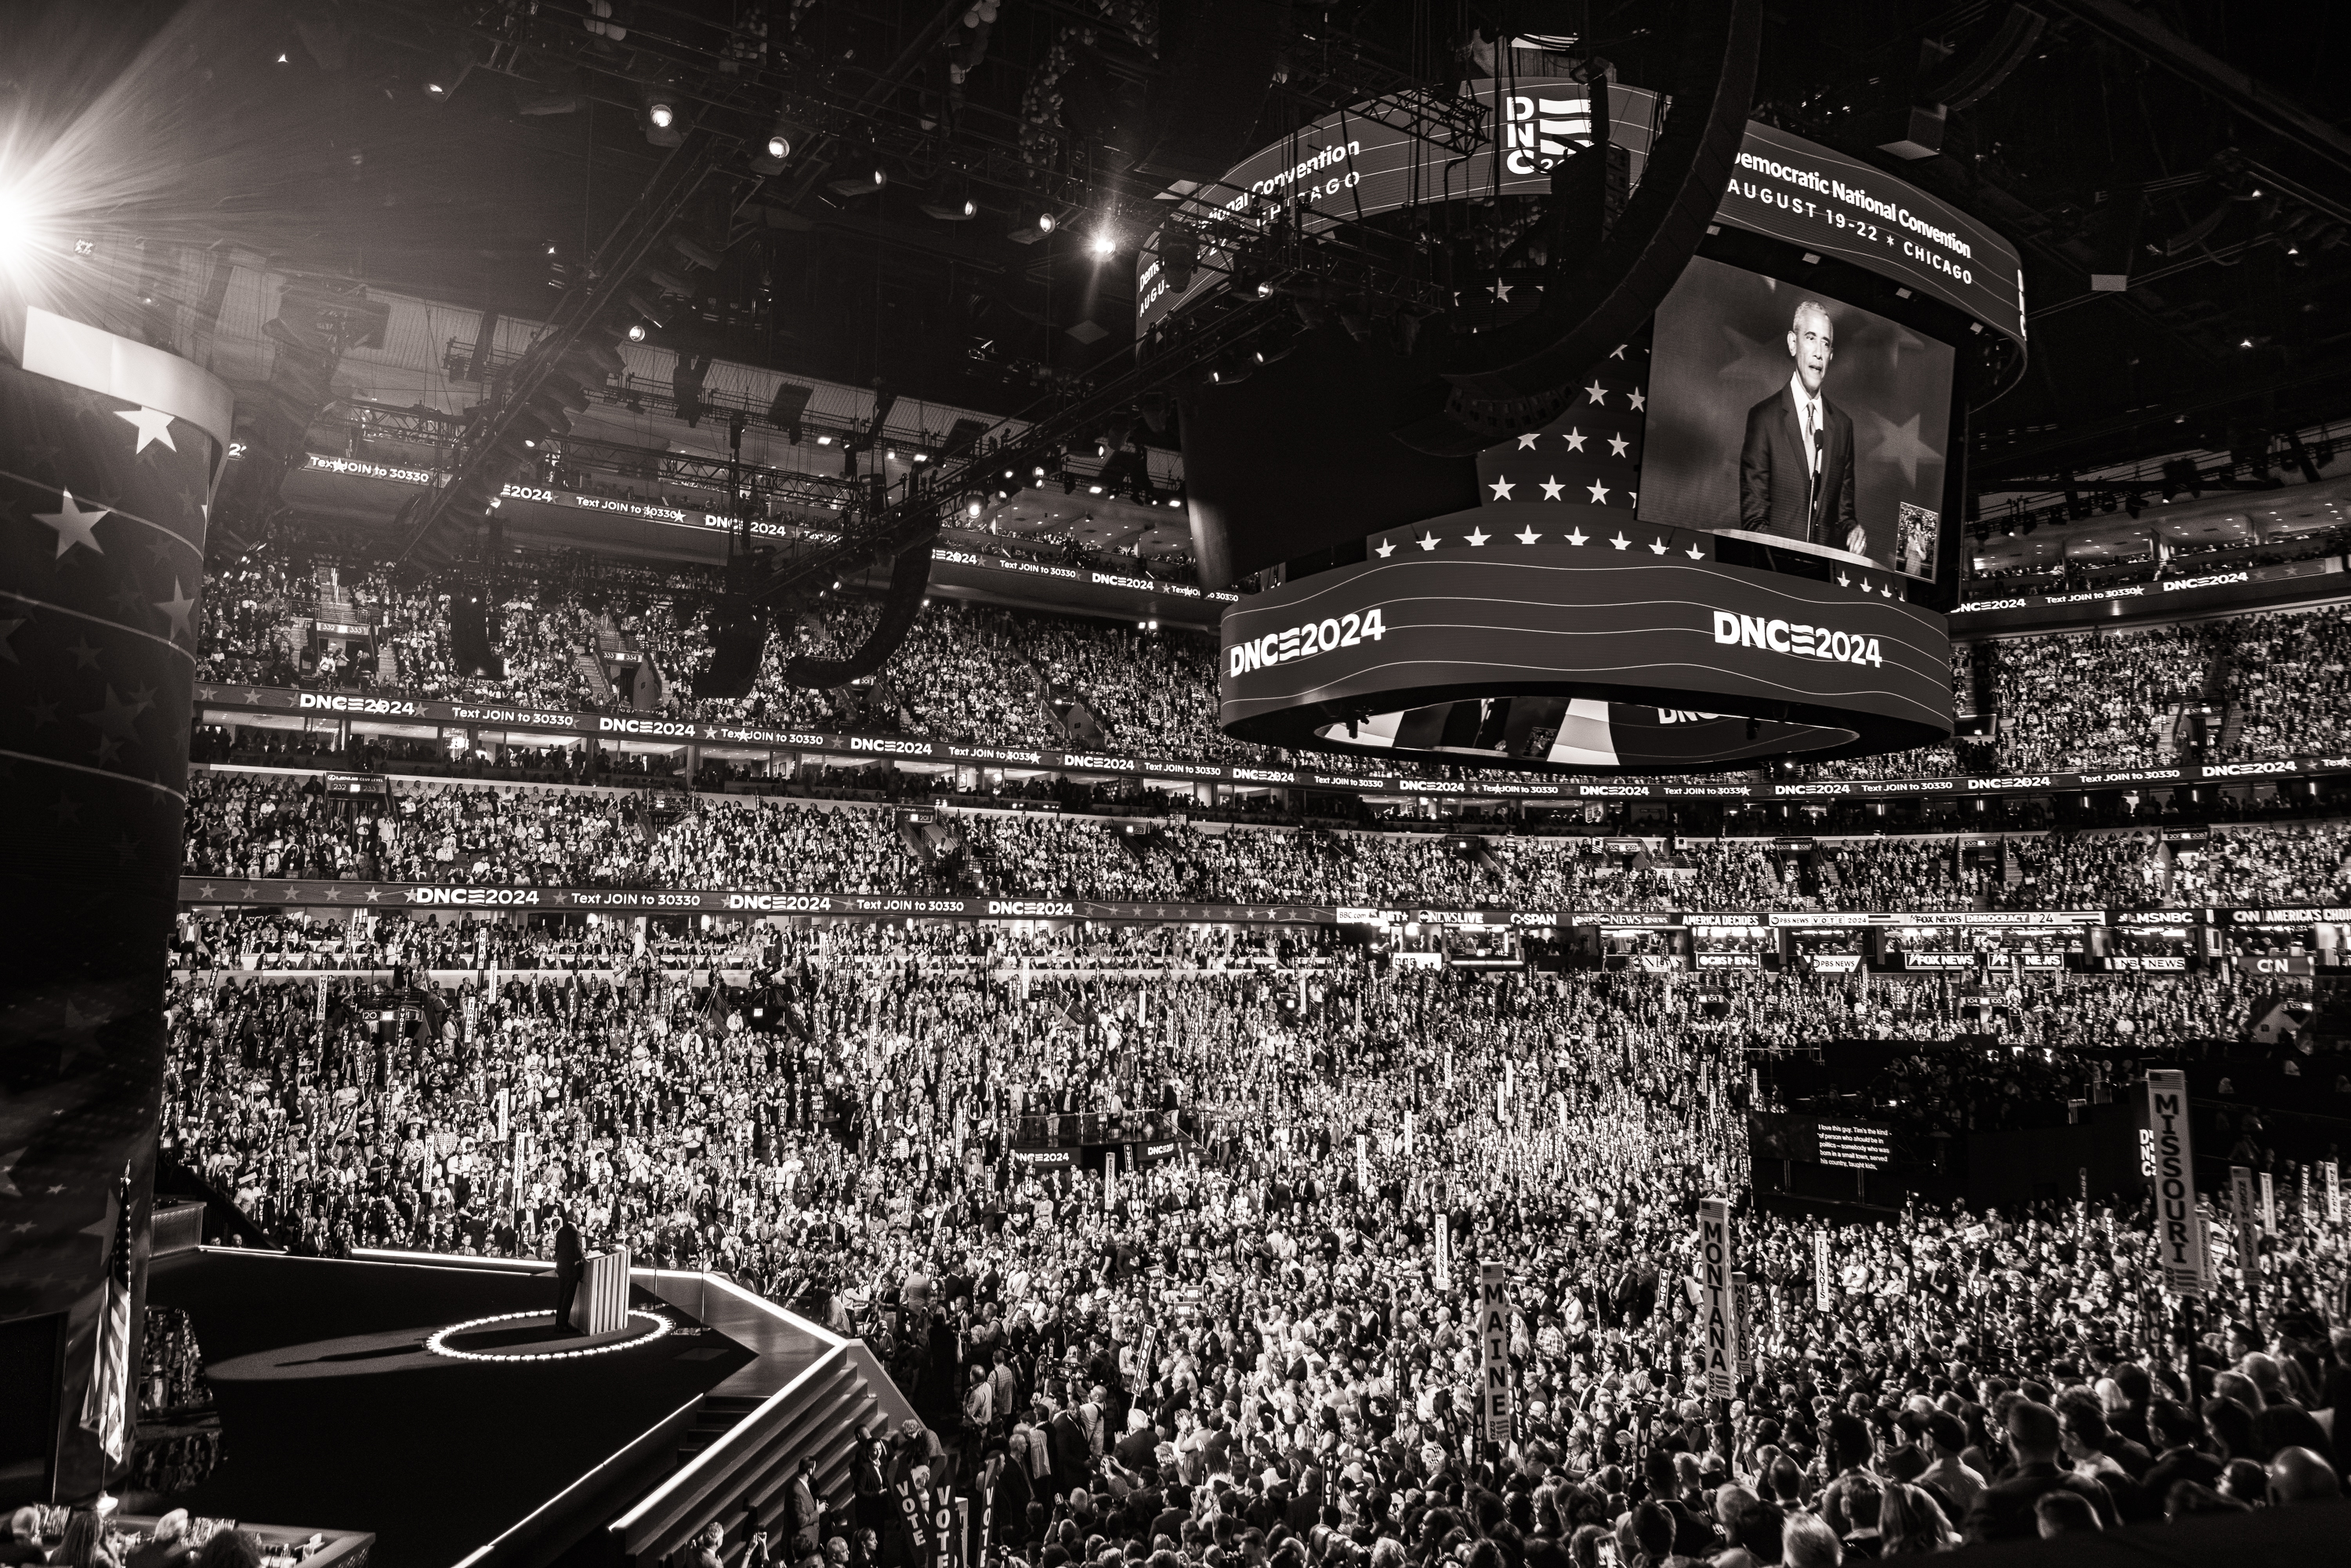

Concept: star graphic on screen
[[1628, 389, 1646, 411], [1610, 344, 1627, 360], [1515, 527, 1542, 544], [1586, 480, 1610, 504], [1607, 433, 1631, 458], [365, 889, 383, 902], [67, 637, 102, 669], [27, 697, 59, 729], [1489, 477, 1515, 501], [33, 489, 108, 558], [115, 405, 178, 454], [1491, 280, 1512, 302], [1608, 532, 1631, 549], [1516, 433, 1539, 450], [1562, 429, 1588, 452], [1375, 538, 1396, 558], [0, 618, 20, 664], [154, 581, 197, 643], [1465, 527, 1491, 546], [1540, 476, 1566, 500], [1565, 527, 1588, 546], [1867, 410, 1941, 485], [1649, 538, 1668, 555], [1417, 532, 1439, 551], [1585, 381, 1607, 404]]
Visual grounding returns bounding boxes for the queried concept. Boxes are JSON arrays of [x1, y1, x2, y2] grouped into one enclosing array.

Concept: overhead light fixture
[[920, 183, 979, 221], [641, 82, 682, 146], [766, 131, 791, 161], [1009, 208, 1056, 244], [828, 161, 887, 197], [1090, 228, 1117, 258], [626, 323, 647, 342], [817, 435, 833, 446]]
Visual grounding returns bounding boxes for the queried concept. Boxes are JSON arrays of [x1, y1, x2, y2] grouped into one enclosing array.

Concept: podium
[[569, 1248, 631, 1335]]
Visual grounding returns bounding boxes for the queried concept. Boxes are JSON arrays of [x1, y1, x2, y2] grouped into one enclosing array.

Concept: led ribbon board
[[1218, 513, 1953, 772], [1138, 79, 2024, 346]]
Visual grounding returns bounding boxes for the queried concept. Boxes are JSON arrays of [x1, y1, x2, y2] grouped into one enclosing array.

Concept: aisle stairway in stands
[[574, 648, 615, 704]]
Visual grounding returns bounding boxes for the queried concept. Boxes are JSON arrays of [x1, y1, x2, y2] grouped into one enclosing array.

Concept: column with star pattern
[[0, 307, 230, 1497]]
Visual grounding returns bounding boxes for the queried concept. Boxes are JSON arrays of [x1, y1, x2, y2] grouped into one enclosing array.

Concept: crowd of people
[[173, 768, 2351, 918], [154, 547, 2351, 1563], [154, 920, 2351, 1563], [189, 541, 2351, 792]]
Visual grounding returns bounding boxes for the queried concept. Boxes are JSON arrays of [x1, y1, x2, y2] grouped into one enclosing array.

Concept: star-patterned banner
[[0, 319, 226, 1498], [1473, 337, 1650, 516]]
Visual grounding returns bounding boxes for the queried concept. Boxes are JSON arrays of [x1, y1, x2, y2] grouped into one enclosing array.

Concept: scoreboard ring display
[[1218, 514, 1954, 773]]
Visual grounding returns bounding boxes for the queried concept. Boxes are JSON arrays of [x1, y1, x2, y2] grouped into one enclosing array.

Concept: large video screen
[[1639, 256, 1955, 581]]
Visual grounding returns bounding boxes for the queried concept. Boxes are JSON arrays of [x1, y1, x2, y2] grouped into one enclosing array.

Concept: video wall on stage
[[1640, 256, 1956, 582]]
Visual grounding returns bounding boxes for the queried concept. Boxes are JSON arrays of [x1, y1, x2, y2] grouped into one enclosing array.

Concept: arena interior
[[6, 3, 2351, 1567]]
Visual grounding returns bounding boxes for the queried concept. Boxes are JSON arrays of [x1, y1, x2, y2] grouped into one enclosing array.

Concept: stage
[[148, 1250, 759, 1568]]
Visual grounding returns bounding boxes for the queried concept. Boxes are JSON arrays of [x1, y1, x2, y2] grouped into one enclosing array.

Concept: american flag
[[1473, 334, 1650, 514], [80, 1164, 133, 1465]]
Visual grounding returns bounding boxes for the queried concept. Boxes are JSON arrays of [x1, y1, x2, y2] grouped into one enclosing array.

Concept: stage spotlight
[[626, 323, 647, 342], [767, 130, 791, 161], [967, 498, 983, 517], [1090, 228, 1116, 258], [642, 84, 682, 146]]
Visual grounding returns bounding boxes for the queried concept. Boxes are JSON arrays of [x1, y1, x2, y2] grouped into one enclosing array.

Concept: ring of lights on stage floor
[[1217, 515, 1954, 773], [423, 1309, 674, 1363]]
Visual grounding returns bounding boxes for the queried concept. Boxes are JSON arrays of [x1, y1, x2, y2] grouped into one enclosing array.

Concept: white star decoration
[[1607, 433, 1631, 458], [1489, 477, 1515, 501], [1416, 532, 1439, 551], [1686, 543, 1705, 559], [1610, 344, 1626, 360], [115, 406, 177, 454], [34, 490, 108, 557], [1465, 527, 1491, 546], [1648, 538, 1668, 555], [1608, 532, 1631, 550], [1516, 433, 1540, 450], [1563, 429, 1588, 453], [1586, 480, 1610, 504], [1628, 389, 1646, 411], [1375, 538, 1396, 558], [1837, 572, 1852, 588], [1585, 380, 1607, 404], [155, 579, 197, 643], [1491, 280, 1513, 302], [1539, 476, 1566, 501], [1515, 527, 1542, 545], [1566, 527, 1589, 546]]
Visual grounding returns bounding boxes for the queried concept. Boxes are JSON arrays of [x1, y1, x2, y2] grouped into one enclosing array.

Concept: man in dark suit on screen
[[1739, 299, 1867, 556], [552, 1214, 584, 1333]]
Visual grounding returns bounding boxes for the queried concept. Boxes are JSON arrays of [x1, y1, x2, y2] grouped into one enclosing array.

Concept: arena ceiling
[[13, 0, 2351, 519]]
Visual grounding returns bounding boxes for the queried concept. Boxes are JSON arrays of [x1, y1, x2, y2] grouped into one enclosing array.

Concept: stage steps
[[617, 1344, 882, 1568]]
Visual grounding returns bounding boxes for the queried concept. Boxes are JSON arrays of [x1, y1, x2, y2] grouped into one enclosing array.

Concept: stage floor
[[149, 1250, 757, 1568]]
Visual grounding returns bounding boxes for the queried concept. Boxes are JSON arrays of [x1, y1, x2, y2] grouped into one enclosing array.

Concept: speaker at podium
[[570, 1248, 632, 1336]]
